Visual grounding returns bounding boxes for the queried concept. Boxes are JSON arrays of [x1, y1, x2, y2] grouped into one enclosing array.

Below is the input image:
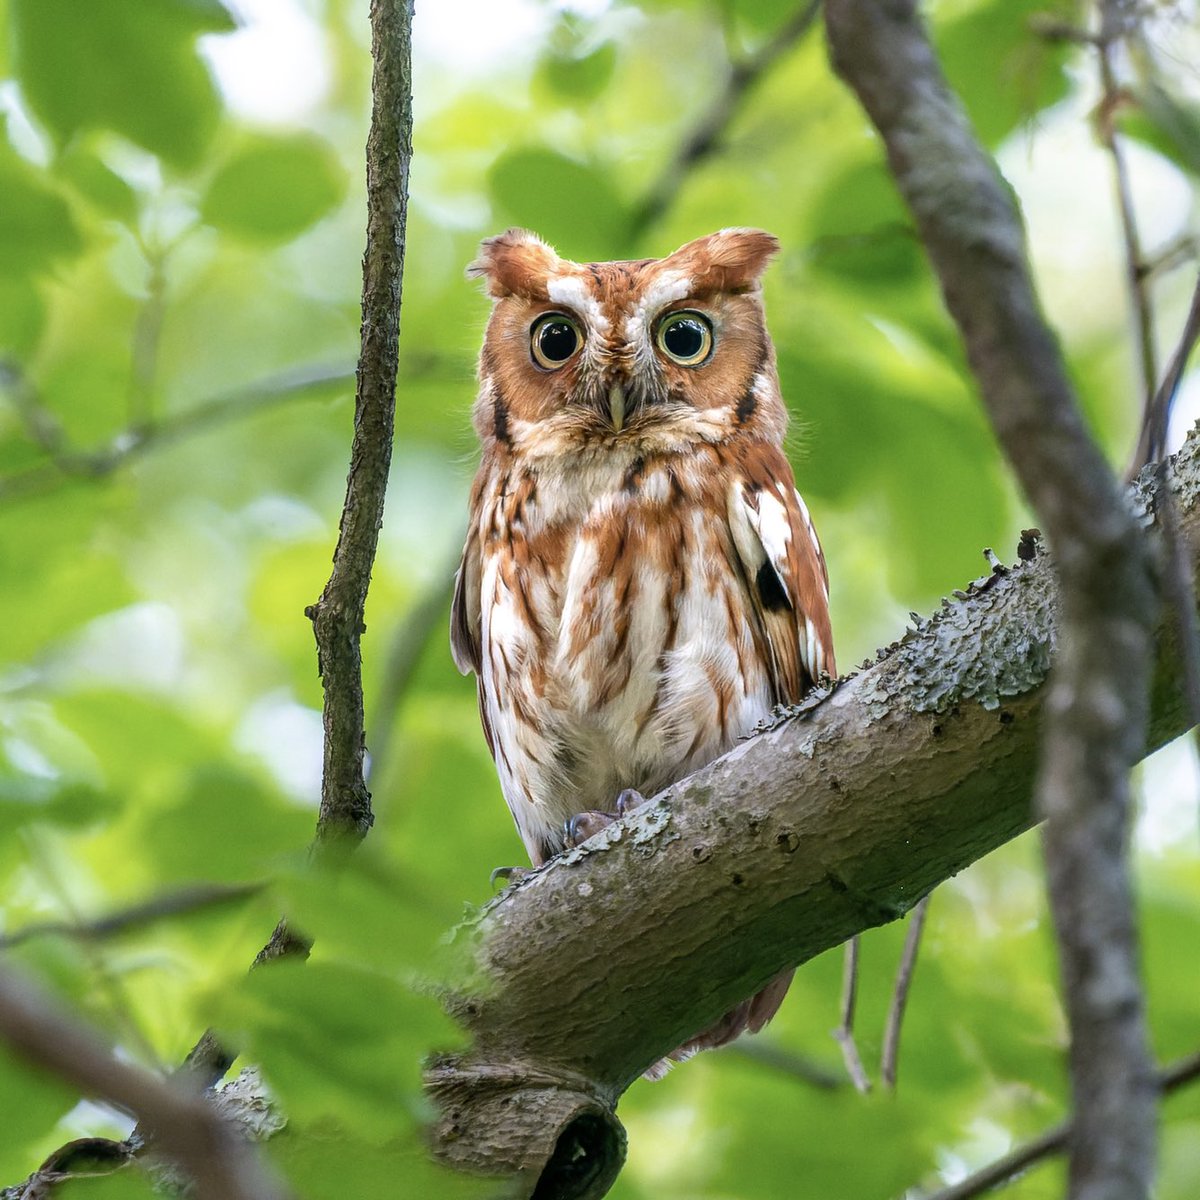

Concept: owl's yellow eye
[[530, 313, 582, 370], [656, 311, 713, 366]]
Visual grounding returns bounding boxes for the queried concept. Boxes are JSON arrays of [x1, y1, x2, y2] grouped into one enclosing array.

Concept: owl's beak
[[607, 383, 626, 432]]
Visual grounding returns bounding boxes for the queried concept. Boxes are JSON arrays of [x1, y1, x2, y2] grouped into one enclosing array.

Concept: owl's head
[[468, 228, 786, 458]]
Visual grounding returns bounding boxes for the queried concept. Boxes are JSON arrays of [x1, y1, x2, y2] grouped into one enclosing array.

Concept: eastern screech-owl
[[452, 227, 834, 1059]]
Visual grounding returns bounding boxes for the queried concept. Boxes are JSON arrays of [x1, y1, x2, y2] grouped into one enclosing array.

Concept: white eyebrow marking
[[623, 270, 693, 348], [547, 275, 609, 331]]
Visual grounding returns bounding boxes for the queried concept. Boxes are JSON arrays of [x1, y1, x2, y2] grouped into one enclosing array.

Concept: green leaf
[[208, 959, 453, 1137], [273, 848, 453, 975], [54, 145, 139, 224], [0, 276, 46, 356], [0, 1041, 81, 1178], [0, 490, 133, 665], [1119, 80, 1200, 176], [138, 764, 313, 885], [804, 160, 921, 286], [58, 1170, 161, 1199], [0, 141, 83, 278], [936, 0, 1072, 148], [270, 1125, 493, 1200], [10, 0, 234, 169], [201, 134, 348, 244], [488, 147, 628, 259], [537, 42, 618, 103]]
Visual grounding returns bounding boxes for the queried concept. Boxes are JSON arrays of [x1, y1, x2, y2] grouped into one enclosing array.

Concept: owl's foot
[[614, 788, 646, 816], [562, 810, 618, 849], [490, 865, 531, 888], [561, 789, 649, 850]]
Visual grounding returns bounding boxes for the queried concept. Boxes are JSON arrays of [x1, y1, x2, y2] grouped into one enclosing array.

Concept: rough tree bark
[[424, 432, 1199, 1199]]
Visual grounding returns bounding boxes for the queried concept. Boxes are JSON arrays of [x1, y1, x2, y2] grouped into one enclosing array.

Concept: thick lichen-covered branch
[[425, 433, 1200, 1200]]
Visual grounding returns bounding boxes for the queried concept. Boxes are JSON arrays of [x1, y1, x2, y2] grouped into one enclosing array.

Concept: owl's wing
[[450, 532, 482, 676], [727, 452, 834, 703]]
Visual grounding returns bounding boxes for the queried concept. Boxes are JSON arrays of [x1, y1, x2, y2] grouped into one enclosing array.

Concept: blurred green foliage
[[0, 0, 1197, 1197]]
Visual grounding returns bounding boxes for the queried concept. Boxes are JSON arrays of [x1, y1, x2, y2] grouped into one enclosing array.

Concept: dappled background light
[[1, 0, 1198, 1196]]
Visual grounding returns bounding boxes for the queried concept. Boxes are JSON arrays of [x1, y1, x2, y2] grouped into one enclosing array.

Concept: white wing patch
[[728, 479, 825, 688]]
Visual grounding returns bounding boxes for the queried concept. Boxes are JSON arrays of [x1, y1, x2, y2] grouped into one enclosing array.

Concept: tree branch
[[917, 1049, 1200, 1200], [1095, 2, 1157, 430], [0, 967, 289, 1200], [0, 361, 354, 504], [823, 4, 1158, 1197], [424, 432, 1200, 1197], [174, 0, 414, 1097], [628, 1, 821, 240], [305, 0, 413, 845], [0, 882, 262, 951]]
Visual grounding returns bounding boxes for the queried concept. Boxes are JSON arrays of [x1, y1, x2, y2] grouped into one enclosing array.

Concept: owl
[[451, 227, 834, 1059]]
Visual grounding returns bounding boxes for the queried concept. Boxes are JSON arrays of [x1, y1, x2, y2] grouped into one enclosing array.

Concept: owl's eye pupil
[[531, 317, 581, 368], [539, 323, 576, 359], [663, 319, 705, 360], [657, 311, 714, 366]]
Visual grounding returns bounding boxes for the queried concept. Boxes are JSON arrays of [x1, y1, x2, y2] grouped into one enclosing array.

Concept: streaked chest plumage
[[473, 442, 781, 858]]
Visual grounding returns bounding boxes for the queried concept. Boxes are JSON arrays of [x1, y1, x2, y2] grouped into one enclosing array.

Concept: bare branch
[[0, 882, 262, 951], [0, 967, 289, 1200], [916, 1050, 1200, 1200], [305, 0, 413, 845], [1095, 3, 1158, 431], [824, 5, 1158, 1197], [833, 936, 872, 1093], [628, 2, 821, 239], [0, 362, 354, 504], [881, 892, 930, 1090], [721, 1040, 844, 1091], [173, 0, 415, 1096], [1131, 270, 1200, 476]]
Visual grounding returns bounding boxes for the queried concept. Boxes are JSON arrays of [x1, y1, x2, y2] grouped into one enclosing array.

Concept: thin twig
[[723, 1039, 844, 1090], [171, 0, 415, 1099], [0, 883, 263, 951], [833, 934, 871, 1093], [628, 1, 821, 239], [0, 967, 290, 1200], [1131, 270, 1200, 475], [0, 363, 354, 503], [880, 892, 930, 1090], [915, 1050, 1200, 1200], [1096, 4, 1158, 429]]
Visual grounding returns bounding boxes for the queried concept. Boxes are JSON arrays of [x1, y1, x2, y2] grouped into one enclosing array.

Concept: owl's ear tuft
[[665, 228, 780, 294], [468, 228, 560, 300]]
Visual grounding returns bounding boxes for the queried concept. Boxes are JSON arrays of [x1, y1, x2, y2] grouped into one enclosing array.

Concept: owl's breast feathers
[[452, 438, 833, 864]]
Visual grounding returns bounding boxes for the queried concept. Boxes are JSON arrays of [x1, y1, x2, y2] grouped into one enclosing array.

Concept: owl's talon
[[615, 788, 647, 817], [563, 810, 619, 849], [490, 865, 530, 888]]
